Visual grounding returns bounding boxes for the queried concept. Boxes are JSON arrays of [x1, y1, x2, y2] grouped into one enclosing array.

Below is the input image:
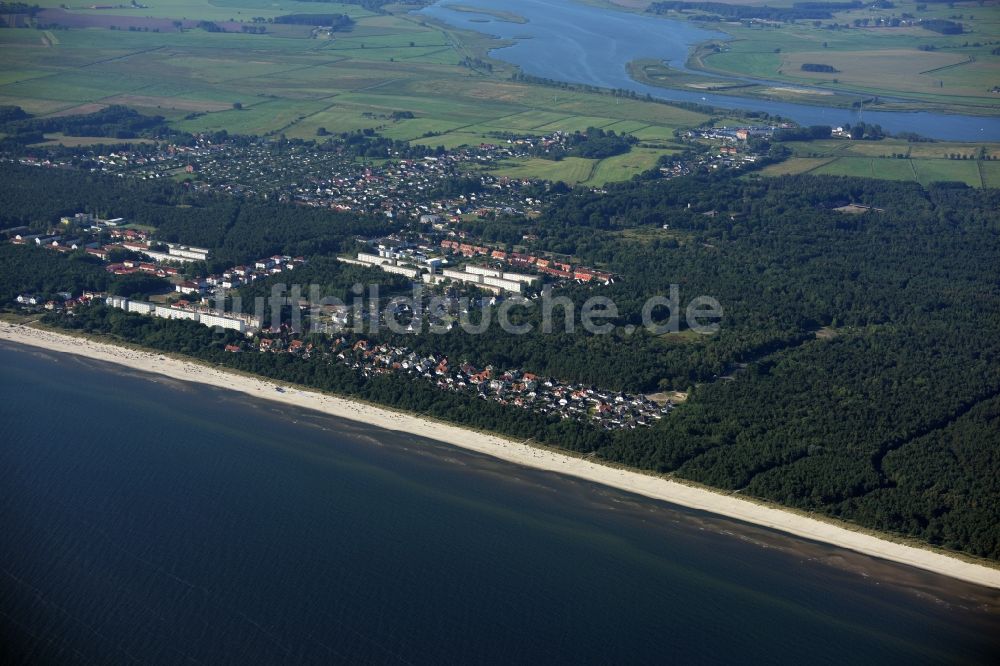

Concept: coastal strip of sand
[[3, 321, 999, 590]]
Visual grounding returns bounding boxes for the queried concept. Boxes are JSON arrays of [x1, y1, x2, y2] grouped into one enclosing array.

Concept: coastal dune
[[3, 321, 999, 590]]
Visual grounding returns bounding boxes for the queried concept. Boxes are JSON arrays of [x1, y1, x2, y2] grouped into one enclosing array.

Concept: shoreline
[[626, 48, 1000, 118], [3, 321, 1000, 590], [610, 1, 1000, 118]]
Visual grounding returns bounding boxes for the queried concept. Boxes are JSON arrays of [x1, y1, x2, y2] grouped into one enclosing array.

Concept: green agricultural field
[[376, 117, 472, 141], [782, 139, 998, 161], [19, 0, 996, 194], [762, 151, 995, 188], [410, 130, 498, 150], [630, 125, 681, 142], [600, 120, 657, 134], [490, 110, 575, 131], [585, 147, 676, 185], [980, 161, 1000, 189], [759, 157, 835, 177], [35, 133, 157, 146], [907, 142, 994, 160], [284, 104, 394, 138], [28, 0, 377, 22], [175, 98, 335, 135], [911, 158, 984, 187], [0, 0, 709, 179], [653, 0, 1000, 116], [813, 157, 917, 181], [763, 135, 999, 187], [486, 146, 676, 185], [533, 115, 622, 133], [491, 157, 598, 184]]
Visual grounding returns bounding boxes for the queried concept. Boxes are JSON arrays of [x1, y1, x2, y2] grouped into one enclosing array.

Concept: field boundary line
[[80, 45, 164, 69], [800, 157, 837, 175], [918, 56, 974, 76], [398, 47, 453, 61], [215, 57, 350, 85]]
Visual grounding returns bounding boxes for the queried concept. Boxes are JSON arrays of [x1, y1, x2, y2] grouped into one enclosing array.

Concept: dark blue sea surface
[[418, 0, 1000, 141], [1, 342, 998, 664]]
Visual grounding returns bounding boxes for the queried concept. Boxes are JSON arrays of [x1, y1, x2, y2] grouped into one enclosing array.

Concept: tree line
[[0, 105, 174, 146]]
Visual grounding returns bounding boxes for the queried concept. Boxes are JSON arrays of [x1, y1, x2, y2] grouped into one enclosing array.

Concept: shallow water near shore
[[1, 341, 998, 664]]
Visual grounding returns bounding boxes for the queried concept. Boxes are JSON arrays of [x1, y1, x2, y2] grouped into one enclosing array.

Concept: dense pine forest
[[2, 162, 998, 559]]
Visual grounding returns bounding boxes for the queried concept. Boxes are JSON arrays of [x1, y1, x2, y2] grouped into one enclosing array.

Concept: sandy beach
[[3, 320, 999, 590]]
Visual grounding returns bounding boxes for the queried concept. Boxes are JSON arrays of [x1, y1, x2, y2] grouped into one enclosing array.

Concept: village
[[19, 134, 557, 221], [0, 120, 772, 432], [8, 212, 303, 331], [338, 234, 614, 296], [6, 210, 671, 430], [9, 125, 769, 224], [246, 335, 674, 431], [8, 207, 614, 302], [13, 289, 673, 433]]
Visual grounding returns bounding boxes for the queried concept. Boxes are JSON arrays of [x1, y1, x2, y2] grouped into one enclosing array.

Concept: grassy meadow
[[647, 0, 1000, 116], [760, 138, 1000, 188], [2, 0, 996, 187], [0, 0, 703, 184]]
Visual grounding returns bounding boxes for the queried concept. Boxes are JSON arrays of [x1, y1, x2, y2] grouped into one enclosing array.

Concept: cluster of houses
[[97, 246, 306, 296], [344, 339, 673, 429], [105, 259, 180, 279], [291, 155, 536, 222], [97, 249, 308, 330], [204, 254, 308, 291], [499, 130, 575, 152], [8, 212, 127, 253], [19, 278, 671, 430], [106, 249, 306, 296], [234, 336, 673, 430], [45, 136, 550, 223], [9, 214, 213, 270], [10, 122, 778, 239], [6, 211, 313, 333], [15, 290, 105, 313], [686, 125, 780, 143], [128, 249, 302, 291], [10, 232, 86, 252]]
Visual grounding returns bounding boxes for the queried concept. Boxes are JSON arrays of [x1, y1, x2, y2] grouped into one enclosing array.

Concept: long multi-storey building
[[440, 267, 523, 295], [106, 296, 260, 334]]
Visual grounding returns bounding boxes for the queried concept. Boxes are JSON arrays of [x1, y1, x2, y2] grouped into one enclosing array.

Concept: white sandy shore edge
[[3, 321, 999, 590]]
